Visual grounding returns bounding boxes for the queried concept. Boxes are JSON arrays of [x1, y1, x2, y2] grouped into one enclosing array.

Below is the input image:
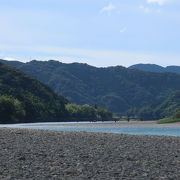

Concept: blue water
[[0, 122, 180, 136]]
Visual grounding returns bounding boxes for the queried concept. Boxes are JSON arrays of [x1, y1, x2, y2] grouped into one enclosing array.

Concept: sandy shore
[[0, 128, 180, 180], [23, 121, 180, 127]]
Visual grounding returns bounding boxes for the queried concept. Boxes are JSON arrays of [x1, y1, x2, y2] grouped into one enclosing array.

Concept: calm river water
[[0, 121, 180, 136]]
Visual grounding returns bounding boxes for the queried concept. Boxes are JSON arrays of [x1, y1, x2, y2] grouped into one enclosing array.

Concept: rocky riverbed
[[0, 128, 180, 180]]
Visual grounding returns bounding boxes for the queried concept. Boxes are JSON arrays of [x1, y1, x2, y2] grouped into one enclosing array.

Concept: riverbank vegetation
[[157, 118, 180, 124], [157, 108, 180, 124], [65, 104, 113, 121]]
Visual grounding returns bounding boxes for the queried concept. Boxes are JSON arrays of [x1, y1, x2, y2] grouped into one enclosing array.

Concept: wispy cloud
[[139, 5, 162, 14], [139, 5, 151, 13], [120, 27, 127, 33], [100, 3, 116, 16], [3, 57, 16, 61], [147, 0, 169, 5]]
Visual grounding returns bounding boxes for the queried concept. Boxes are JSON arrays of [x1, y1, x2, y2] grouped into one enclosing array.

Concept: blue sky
[[0, 0, 180, 67]]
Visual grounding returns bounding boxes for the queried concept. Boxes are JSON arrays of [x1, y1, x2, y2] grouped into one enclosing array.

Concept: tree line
[[0, 95, 113, 124]]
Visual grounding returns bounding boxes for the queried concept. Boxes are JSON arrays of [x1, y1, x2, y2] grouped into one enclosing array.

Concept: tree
[[65, 103, 81, 118], [0, 95, 25, 123], [96, 107, 113, 121], [80, 104, 96, 119]]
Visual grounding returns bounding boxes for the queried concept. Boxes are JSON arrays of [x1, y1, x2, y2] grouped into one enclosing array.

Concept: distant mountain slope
[[166, 66, 180, 74], [127, 90, 180, 120], [0, 59, 23, 68], [1, 59, 180, 115], [0, 62, 68, 123], [155, 90, 180, 117], [129, 63, 180, 74]]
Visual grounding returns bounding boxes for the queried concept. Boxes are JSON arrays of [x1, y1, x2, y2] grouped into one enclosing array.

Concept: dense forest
[[1, 59, 180, 115], [127, 90, 180, 120], [0, 63, 113, 123]]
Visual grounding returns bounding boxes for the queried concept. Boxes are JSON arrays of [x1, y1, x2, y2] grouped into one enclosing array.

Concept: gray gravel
[[0, 128, 180, 180]]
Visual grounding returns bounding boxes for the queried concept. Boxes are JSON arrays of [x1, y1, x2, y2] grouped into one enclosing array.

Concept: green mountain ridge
[[129, 63, 180, 74], [1, 59, 180, 115]]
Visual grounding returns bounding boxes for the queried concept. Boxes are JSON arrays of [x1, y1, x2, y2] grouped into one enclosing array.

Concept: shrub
[[173, 108, 180, 119]]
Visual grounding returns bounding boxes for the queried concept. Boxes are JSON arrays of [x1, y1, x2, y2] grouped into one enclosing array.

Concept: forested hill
[[1, 59, 180, 115], [0, 62, 114, 123], [0, 62, 68, 123], [129, 64, 180, 74], [127, 90, 180, 120]]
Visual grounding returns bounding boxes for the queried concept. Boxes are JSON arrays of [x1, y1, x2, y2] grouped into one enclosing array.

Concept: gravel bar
[[0, 128, 180, 180]]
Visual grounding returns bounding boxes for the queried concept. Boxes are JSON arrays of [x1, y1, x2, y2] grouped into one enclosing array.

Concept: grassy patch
[[157, 118, 180, 124]]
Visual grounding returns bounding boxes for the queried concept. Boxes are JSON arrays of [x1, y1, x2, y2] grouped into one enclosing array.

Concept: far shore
[[21, 120, 180, 127]]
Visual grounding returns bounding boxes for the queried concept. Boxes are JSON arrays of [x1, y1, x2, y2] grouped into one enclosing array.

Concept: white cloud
[[100, 3, 116, 15], [147, 0, 169, 5], [3, 57, 16, 61]]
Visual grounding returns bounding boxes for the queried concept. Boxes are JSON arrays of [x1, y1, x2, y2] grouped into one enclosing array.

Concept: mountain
[[0, 59, 23, 68], [129, 63, 180, 74], [1, 59, 180, 115], [0, 62, 68, 123], [127, 90, 180, 120], [166, 66, 180, 74], [129, 64, 165, 72], [0, 62, 114, 123]]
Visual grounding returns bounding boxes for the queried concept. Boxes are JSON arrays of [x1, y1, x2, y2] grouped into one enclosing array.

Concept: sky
[[0, 0, 180, 67]]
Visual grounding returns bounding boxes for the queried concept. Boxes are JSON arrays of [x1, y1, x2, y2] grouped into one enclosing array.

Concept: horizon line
[[0, 58, 180, 68]]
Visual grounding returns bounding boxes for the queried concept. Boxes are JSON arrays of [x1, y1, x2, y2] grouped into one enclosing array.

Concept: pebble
[[0, 128, 180, 180]]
